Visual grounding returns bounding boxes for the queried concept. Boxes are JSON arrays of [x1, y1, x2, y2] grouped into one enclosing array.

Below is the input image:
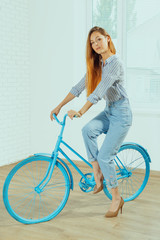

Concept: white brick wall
[[0, 0, 31, 166]]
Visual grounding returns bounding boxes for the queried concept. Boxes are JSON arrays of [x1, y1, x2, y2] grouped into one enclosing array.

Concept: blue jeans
[[82, 97, 132, 189]]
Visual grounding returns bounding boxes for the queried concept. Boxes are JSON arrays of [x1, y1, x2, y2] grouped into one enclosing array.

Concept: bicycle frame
[[33, 113, 136, 192]]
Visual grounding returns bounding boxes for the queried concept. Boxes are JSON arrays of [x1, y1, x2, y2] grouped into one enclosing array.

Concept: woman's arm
[[51, 74, 86, 121], [67, 100, 93, 120], [57, 92, 76, 108], [78, 101, 93, 116], [70, 74, 86, 97], [50, 92, 75, 120]]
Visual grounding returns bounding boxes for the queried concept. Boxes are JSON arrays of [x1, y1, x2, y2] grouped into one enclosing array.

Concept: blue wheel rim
[[3, 156, 70, 224]]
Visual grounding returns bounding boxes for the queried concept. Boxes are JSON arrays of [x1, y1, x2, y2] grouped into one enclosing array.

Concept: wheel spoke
[[11, 191, 35, 209], [130, 161, 145, 172]]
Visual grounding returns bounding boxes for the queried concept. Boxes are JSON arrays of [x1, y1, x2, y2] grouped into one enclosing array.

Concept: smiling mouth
[[96, 47, 100, 50]]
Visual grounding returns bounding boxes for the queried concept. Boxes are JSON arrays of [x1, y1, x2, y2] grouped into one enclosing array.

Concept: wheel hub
[[34, 187, 42, 194], [121, 169, 132, 177]]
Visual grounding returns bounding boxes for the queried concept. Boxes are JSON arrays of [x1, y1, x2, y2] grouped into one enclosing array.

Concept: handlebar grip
[[52, 113, 68, 125], [52, 113, 62, 124]]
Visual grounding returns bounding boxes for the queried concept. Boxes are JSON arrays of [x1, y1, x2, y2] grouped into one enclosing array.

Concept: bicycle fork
[[34, 136, 62, 193]]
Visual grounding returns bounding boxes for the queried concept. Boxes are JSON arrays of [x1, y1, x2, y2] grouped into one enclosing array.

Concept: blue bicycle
[[3, 113, 151, 224]]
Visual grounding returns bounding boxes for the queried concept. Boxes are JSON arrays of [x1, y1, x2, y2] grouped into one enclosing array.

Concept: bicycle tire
[[103, 143, 150, 202], [3, 155, 70, 224]]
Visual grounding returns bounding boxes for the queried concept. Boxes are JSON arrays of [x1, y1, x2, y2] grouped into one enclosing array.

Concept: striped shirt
[[70, 54, 128, 105]]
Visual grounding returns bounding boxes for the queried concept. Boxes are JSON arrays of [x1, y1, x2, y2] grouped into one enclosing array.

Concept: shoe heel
[[120, 197, 124, 214], [120, 206, 122, 214]]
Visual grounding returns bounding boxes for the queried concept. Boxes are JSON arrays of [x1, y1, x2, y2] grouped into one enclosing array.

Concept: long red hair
[[85, 26, 116, 97]]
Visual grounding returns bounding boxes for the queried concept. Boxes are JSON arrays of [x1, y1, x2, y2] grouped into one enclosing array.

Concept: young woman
[[50, 26, 132, 218]]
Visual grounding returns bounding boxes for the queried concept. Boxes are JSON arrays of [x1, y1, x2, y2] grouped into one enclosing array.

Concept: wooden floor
[[0, 160, 160, 240]]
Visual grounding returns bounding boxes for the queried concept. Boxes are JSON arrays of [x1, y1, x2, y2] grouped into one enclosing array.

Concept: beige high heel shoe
[[105, 197, 124, 218]]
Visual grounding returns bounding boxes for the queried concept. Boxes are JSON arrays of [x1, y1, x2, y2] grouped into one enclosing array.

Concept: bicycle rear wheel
[[3, 156, 70, 224], [103, 143, 150, 202]]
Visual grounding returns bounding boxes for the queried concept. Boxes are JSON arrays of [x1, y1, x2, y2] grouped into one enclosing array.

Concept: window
[[92, 0, 160, 111]]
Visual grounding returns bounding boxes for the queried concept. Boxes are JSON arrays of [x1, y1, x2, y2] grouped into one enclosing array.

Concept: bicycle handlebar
[[52, 113, 66, 125], [52, 113, 79, 126]]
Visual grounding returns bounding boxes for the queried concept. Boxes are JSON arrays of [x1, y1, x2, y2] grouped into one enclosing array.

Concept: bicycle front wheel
[[103, 143, 150, 202], [3, 156, 70, 224]]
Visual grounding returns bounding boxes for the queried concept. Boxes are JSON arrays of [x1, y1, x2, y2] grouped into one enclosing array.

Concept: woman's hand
[[67, 110, 81, 120], [50, 106, 61, 121]]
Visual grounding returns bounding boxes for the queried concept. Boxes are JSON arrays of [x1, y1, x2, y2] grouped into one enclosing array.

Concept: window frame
[[89, 0, 160, 114]]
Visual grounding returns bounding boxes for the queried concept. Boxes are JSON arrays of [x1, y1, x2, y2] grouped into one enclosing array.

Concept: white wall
[[30, 0, 75, 154], [30, 0, 90, 162], [0, 0, 159, 171], [0, 0, 31, 166]]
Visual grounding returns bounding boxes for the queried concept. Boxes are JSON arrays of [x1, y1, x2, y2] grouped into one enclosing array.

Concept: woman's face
[[90, 31, 110, 54]]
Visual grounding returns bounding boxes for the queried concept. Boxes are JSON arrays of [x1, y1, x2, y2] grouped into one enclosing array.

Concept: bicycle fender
[[57, 157, 74, 190], [121, 142, 151, 163]]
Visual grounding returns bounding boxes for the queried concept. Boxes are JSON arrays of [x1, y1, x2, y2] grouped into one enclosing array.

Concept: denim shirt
[[70, 54, 128, 104]]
